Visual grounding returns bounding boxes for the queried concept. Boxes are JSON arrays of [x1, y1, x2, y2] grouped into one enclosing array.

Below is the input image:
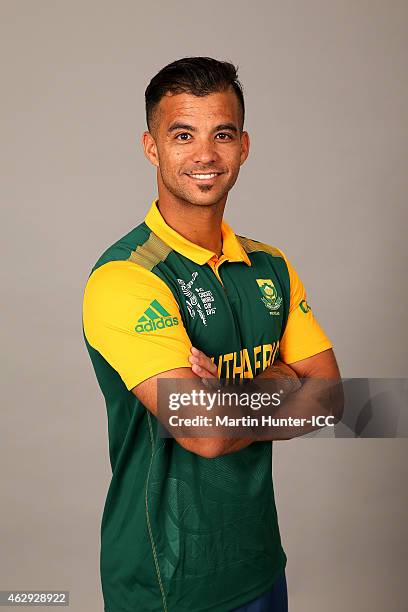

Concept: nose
[[192, 137, 218, 165]]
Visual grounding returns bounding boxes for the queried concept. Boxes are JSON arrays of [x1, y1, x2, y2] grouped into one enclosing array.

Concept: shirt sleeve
[[277, 250, 333, 364], [82, 260, 192, 390]]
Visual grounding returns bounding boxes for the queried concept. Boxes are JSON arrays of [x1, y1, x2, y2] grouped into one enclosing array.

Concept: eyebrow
[[167, 122, 238, 133]]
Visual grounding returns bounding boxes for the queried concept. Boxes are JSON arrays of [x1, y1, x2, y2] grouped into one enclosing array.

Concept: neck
[[155, 188, 227, 257]]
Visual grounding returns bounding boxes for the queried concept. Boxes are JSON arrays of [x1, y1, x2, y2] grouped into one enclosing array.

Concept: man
[[82, 57, 342, 612]]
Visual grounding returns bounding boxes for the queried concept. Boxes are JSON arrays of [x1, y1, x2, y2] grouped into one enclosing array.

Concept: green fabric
[[84, 221, 291, 612]]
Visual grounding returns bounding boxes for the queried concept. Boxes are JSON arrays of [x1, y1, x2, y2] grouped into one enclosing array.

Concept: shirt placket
[[206, 254, 228, 286]]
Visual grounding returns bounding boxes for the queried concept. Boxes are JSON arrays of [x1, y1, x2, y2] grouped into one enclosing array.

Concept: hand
[[188, 346, 218, 380], [259, 358, 302, 394], [188, 348, 301, 394]]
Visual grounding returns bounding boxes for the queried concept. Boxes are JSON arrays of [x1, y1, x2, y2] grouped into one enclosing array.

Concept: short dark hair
[[145, 56, 245, 132]]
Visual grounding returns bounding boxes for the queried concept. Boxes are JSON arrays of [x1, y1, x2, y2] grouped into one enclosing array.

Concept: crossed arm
[[132, 347, 344, 459]]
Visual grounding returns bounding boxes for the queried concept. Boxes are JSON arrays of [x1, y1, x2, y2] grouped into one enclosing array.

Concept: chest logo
[[177, 272, 216, 326], [256, 279, 282, 314]]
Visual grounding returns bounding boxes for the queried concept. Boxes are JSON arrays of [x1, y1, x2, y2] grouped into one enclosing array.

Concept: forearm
[[166, 360, 303, 457], [258, 374, 343, 440], [175, 346, 344, 457], [204, 376, 343, 456], [157, 356, 343, 457]]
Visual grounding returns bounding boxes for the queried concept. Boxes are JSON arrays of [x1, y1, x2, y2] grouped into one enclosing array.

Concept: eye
[[215, 132, 233, 140], [176, 132, 192, 141]]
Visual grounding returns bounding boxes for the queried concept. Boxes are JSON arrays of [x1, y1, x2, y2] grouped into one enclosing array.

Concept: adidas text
[[135, 317, 179, 333]]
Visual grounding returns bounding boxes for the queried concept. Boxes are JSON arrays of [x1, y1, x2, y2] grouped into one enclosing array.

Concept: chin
[[167, 187, 221, 207], [164, 177, 229, 206], [189, 193, 224, 207]]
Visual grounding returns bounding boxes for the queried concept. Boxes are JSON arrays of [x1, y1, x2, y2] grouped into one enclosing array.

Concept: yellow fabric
[[83, 201, 333, 390], [145, 199, 251, 266], [82, 202, 253, 390], [83, 260, 192, 390], [277, 249, 333, 363]]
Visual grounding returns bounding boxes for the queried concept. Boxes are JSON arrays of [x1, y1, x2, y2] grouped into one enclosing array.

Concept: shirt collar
[[144, 199, 251, 266]]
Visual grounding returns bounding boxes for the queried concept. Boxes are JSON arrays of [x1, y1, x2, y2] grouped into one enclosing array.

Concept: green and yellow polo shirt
[[82, 199, 332, 612]]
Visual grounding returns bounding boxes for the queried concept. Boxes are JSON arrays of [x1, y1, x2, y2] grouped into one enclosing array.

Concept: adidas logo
[[135, 299, 179, 333]]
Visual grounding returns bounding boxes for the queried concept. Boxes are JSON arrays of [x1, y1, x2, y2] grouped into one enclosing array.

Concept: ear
[[240, 131, 250, 165], [141, 131, 159, 167]]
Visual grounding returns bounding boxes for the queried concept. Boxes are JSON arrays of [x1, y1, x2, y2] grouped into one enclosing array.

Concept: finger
[[190, 346, 217, 367], [189, 351, 218, 376], [189, 352, 216, 369], [191, 362, 216, 379]]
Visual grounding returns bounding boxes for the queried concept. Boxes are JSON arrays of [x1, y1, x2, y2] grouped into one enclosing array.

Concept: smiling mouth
[[185, 172, 223, 181]]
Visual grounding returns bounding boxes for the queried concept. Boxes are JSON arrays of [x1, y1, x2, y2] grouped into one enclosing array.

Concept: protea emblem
[[256, 278, 282, 312]]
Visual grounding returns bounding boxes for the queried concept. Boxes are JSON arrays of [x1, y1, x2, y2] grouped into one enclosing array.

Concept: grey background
[[1, 1, 407, 611]]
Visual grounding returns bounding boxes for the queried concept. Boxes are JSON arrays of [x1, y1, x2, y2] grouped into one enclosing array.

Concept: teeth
[[189, 173, 218, 179]]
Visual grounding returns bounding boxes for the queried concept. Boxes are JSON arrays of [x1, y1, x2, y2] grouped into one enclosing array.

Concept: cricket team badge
[[256, 278, 282, 314]]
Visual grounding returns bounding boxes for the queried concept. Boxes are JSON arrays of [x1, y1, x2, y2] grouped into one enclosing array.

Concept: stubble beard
[[159, 167, 239, 208]]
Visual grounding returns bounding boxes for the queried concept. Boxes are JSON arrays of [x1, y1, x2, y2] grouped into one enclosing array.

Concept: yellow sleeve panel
[[277, 249, 333, 364], [82, 260, 192, 390]]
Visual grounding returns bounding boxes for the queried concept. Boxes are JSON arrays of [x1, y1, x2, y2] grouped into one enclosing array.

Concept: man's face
[[142, 88, 249, 207]]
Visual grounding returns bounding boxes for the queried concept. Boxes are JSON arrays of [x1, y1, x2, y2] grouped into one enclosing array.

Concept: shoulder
[[84, 259, 173, 304], [90, 220, 172, 273], [235, 234, 287, 260], [236, 235, 292, 275], [85, 218, 175, 290], [236, 235, 302, 291]]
